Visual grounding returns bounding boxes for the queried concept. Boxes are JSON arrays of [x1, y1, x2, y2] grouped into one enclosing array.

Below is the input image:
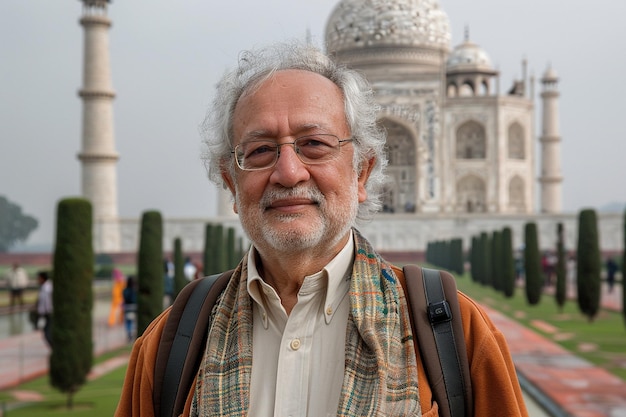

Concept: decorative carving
[[423, 100, 438, 198], [451, 113, 488, 124], [508, 176, 526, 212], [335, 47, 443, 66], [376, 86, 438, 98], [380, 119, 417, 213], [326, 0, 451, 54], [507, 122, 525, 159], [379, 103, 421, 123], [456, 120, 486, 159], [456, 175, 486, 213]]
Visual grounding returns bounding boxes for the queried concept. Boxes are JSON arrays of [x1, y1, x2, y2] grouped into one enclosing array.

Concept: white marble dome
[[446, 40, 493, 72], [325, 0, 451, 54], [542, 66, 558, 81]]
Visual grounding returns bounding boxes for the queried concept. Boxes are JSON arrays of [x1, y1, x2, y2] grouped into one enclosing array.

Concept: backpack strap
[[403, 265, 473, 417], [153, 270, 233, 417]]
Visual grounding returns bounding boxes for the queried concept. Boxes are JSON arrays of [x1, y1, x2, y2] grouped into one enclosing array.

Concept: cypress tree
[[50, 198, 93, 409], [502, 227, 515, 298], [470, 236, 479, 282], [173, 237, 187, 297], [623, 209, 626, 326], [473, 235, 482, 283], [444, 240, 448, 270], [481, 232, 491, 286], [524, 222, 542, 305], [426, 242, 435, 265], [492, 231, 502, 291], [227, 227, 238, 269], [237, 236, 245, 262], [137, 210, 163, 336], [213, 223, 228, 272], [203, 223, 214, 276], [576, 209, 601, 321], [451, 238, 464, 275], [555, 223, 567, 311]]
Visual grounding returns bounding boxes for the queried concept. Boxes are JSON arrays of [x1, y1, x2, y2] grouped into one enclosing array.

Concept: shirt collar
[[246, 231, 354, 328]]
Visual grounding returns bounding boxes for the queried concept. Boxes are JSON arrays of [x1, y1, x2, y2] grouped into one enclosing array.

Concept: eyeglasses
[[232, 134, 354, 171]]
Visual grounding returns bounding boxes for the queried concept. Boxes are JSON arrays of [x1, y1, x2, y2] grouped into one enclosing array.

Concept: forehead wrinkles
[[233, 71, 348, 140], [241, 124, 325, 141]]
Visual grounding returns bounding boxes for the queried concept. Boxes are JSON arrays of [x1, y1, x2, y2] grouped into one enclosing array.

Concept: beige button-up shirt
[[246, 234, 354, 417]]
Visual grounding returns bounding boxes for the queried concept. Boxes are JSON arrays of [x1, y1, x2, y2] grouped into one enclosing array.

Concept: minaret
[[78, 0, 121, 252], [539, 66, 563, 213]]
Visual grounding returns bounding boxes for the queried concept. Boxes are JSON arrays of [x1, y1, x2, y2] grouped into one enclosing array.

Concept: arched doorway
[[457, 175, 486, 213], [381, 119, 417, 213]]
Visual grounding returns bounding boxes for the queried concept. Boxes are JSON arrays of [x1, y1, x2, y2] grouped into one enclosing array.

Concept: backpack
[[153, 265, 473, 417]]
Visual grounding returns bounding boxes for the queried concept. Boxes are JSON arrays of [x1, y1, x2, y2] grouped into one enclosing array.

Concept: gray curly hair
[[200, 41, 387, 220]]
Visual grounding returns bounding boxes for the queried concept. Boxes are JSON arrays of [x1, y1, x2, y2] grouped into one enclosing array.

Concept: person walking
[[36, 270, 53, 347], [116, 41, 528, 417], [5, 262, 29, 310], [163, 258, 175, 307], [183, 257, 197, 281], [108, 268, 125, 326], [122, 276, 137, 342], [606, 257, 618, 293]]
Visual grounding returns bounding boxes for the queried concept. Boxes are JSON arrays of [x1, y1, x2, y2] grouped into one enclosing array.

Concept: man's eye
[[299, 137, 331, 148], [247, 144, 274, 157]]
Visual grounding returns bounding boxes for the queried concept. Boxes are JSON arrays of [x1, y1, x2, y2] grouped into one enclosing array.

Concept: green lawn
[[453, 273, 626, 381], [0, 347, 130, 416]]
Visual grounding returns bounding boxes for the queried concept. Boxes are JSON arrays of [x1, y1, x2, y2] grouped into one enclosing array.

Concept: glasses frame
[[231, 134, 354, 171]]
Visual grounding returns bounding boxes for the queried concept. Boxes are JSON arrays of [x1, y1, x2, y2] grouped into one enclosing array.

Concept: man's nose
[[269, 144, 310, 187]]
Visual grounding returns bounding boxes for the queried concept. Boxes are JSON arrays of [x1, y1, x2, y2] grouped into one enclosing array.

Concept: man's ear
[[357, 157, 376, 203], [221, 169, 238, 214]]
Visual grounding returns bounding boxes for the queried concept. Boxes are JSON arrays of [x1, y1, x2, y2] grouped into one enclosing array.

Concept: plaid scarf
[[194, 229, 420, 416]]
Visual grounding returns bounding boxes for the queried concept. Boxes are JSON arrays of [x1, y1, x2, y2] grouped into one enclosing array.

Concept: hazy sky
[[2, 0, 625, 248]]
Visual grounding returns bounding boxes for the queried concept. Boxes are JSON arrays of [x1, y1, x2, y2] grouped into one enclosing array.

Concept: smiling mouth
[[261, 187, 323, 211], [268, 198, 317, 208], [264, 199, 320, 214]]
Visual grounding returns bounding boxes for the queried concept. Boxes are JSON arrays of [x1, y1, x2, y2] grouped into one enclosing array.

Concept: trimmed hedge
[[50, 198, 94, 408], [576, 209, 601, 321], [524, 222, 542, 305], [137, 210, 163, 336]]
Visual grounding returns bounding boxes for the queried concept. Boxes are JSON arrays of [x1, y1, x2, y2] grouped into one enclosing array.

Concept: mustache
[[260, 186, 324, 209]]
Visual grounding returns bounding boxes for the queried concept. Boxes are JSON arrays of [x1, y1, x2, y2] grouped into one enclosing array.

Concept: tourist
[[36, 270, 53, 347], [115, 41, 528, 416], [5, 262, 29, 310]]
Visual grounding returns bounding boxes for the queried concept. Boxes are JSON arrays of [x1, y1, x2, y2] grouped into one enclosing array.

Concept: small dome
[[446, 40, 493, 72], [542, 66, 558, 81], [325, 0, 451, 55]]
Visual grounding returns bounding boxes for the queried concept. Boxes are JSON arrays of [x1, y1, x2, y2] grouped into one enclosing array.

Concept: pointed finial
[[464, 25, 470, 42]]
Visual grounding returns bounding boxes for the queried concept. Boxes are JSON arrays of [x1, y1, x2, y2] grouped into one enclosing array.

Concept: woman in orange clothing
[[108, 268, 125, 326]]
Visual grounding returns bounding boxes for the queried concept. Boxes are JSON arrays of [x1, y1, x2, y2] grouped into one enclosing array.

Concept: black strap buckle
[[428, 300, 452, 324]]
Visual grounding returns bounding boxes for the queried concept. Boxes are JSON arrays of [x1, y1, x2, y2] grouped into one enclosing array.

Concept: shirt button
[[326, 306, 333, 316], [290, 338, 301, 351]]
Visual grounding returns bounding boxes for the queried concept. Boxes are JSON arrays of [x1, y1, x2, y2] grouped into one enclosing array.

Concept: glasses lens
[[296, 135, 340, 163], [235, 135, 344, 170], [237, 141, 277, 170]]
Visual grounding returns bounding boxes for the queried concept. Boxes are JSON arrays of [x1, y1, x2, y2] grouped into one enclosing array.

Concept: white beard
[[236, 182, 359, 255]]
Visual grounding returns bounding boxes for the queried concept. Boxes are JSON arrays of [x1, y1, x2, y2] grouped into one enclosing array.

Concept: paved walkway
[[502, 282, 626, 417], [0, 299, 127, 391], [0, 284, 624, 416]]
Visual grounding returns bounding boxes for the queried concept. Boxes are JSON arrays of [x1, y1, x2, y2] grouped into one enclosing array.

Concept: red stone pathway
[[486, 305, 626, 417]]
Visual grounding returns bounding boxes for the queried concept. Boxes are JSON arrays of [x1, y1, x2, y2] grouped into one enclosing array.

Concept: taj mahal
[[77, 0, 622, 254]]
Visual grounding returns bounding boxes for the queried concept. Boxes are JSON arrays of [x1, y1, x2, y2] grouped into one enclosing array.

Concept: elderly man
[[116, 42, 528, 417]]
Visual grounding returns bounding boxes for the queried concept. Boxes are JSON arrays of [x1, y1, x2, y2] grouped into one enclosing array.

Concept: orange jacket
[[115, 266, 528, 416]]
